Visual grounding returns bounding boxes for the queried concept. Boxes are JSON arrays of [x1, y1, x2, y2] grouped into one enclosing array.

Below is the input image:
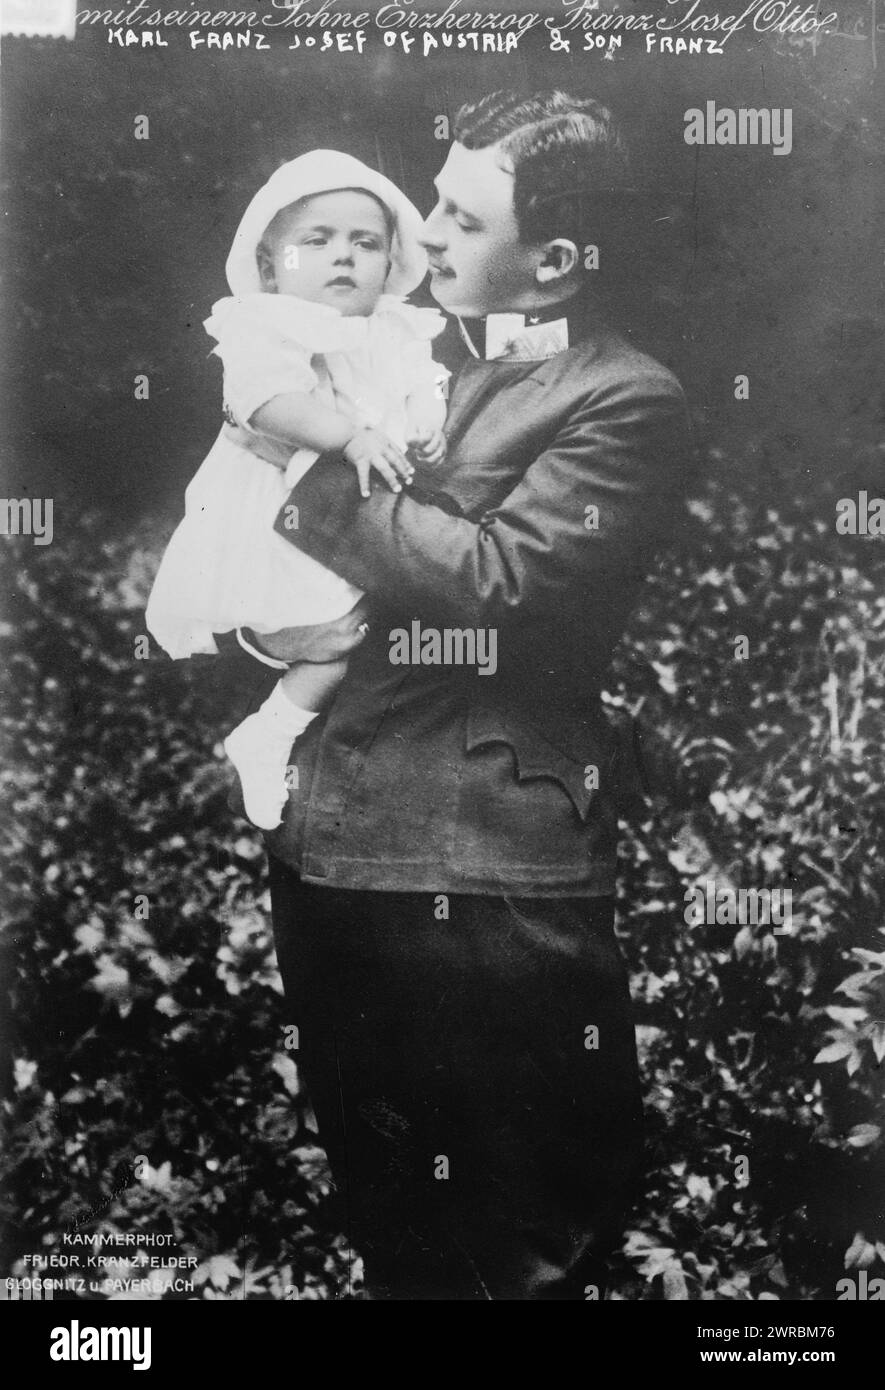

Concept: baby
[[146, 151, 448, 828]]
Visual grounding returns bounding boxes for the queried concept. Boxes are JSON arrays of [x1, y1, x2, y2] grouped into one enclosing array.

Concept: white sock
[[260, 681, 319, 739], [223, 683, 318, 831]]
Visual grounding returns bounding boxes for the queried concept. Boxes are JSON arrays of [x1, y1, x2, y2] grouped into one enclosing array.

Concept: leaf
[[271, 1053, 299, 1097], [74, 919, 105, 953], [228, 1260, 274, 1299], [846, 1124, 880, 1149], [88, 955, 133, 1015], [13, 1058, 37, 1091], [844, 1233, 876, 1270], [119, 920, 153, 950], [813, 1040, 854, 1064], [849, 948, 885, 969], [667, 824, 715, 875], [769, 1260, 789, 1288], [60, 1086, 89, 1104], [663, 1265, 690, 1300], [196, 1254, 241, 1291], [148, 954, 190, 986], [233, 836, 262, 861], [140, 1161, 174, 1193], [837, 972, 876, 1000], [824, 1006, 866, 1026], [687, 1174, 714, 1205], [651, 661, 678, 696]]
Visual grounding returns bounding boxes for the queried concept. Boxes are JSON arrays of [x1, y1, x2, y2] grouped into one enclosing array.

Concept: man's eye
[[455, 220, 477, 233], [303, 237, 326, 246]]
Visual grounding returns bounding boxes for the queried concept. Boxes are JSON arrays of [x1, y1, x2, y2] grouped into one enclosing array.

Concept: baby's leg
[[224, 657, 349, 831], [280, 657, 349, 713]]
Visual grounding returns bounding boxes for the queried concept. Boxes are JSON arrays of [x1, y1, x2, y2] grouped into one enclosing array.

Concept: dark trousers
[[268, 854, 644, 1300]]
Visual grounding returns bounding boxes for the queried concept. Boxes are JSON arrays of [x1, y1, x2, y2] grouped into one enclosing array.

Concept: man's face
[[264, 190, 391, 317], [420, 142, 542, 317]]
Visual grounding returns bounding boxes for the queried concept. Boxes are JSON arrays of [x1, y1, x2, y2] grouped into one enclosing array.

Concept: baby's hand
[[407, 427, 447, 468], [343, 427, 415, 499]]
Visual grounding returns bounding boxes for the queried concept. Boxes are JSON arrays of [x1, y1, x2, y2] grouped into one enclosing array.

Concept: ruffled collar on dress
[[204, 292, 447, 354]]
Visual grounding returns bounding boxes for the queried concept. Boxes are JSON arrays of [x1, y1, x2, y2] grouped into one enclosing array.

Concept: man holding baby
[[228, 88, 690, 1300]]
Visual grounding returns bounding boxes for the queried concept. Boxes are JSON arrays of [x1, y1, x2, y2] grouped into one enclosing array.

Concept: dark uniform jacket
[[264, 302, 690, 896]]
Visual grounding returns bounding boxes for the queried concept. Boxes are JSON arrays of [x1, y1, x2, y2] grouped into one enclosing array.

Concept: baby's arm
[[207, 299, 413, 496], [250, 392, 413, 498], [251, 391, 353, 455]]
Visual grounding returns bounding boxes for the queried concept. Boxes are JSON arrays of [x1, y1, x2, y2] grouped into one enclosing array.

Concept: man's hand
[[250, 601, 371, 664], [407, 427, 447, 468], [343, 427, 414, 498]]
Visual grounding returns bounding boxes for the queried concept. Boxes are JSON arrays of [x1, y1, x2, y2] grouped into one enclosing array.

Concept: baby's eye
[[356, 239, 381, 251]]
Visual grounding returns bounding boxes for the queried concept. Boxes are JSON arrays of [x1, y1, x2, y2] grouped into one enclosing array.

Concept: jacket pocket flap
[[465, 702, 604, 823]]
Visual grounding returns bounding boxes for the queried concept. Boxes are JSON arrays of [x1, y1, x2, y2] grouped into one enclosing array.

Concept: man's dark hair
[[453, 90, 633, 249]]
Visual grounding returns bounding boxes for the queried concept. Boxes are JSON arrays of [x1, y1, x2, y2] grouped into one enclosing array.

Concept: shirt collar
[[457, 292, 592, 362]]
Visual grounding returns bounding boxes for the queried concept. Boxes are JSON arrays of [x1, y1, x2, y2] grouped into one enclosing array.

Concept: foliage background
[[1, 11, 884, 1299]]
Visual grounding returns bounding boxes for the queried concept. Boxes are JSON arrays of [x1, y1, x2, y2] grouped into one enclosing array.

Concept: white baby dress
[[145, 290, 448, 658]]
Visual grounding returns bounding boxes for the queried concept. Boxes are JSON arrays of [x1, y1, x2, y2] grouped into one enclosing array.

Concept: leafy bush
[[1, 456, 883, 1299], [0, 518, 358, 1299], [607, 468, 885, 1300]]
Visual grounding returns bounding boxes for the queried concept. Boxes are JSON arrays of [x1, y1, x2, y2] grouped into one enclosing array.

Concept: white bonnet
[[225, 150, 428, 298]]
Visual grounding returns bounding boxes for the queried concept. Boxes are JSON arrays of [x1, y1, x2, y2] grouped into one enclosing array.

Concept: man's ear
[[535, 238, 579, 286], [256, 242, 277, 291]]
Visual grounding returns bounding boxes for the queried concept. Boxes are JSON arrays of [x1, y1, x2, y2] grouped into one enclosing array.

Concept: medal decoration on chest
[[455, 312, 572, 361], [459, 313, 571, 363], [493, 317, 570, 362], [483, 313, 529, 360]]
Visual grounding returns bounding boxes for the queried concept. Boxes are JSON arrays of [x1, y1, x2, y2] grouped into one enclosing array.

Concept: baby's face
[[263, 190, 392, 316]]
